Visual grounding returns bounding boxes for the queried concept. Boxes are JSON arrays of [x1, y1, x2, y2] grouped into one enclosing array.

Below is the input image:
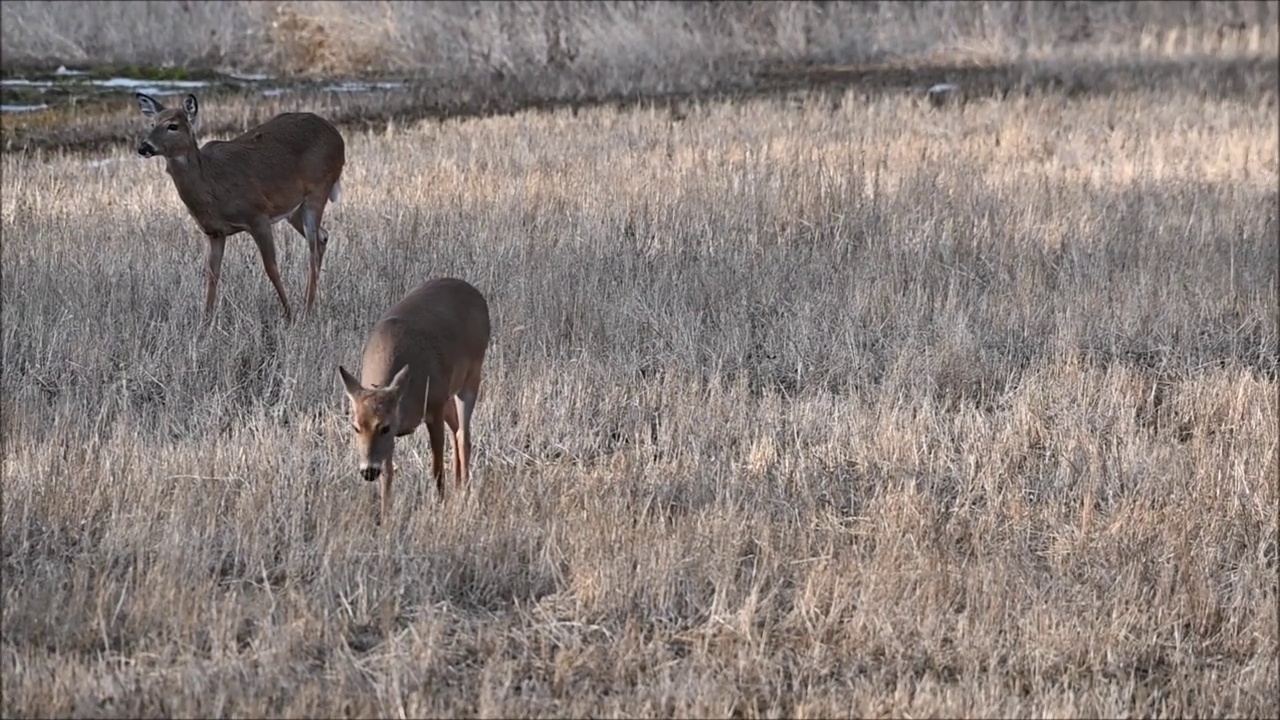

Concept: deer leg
[[249, 221, 294, 323], [425, 409, 447, 503], [455, 392, 477, 490], [455, 365, 482, 489], [289, 199, 329, 314], [204, 234, 226, 318], [379, 456, 394, 527], [443, 400, 462, 489]]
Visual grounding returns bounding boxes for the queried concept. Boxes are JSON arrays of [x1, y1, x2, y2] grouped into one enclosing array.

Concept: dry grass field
[[5, 0, 1273, 79], [3, 2, 1280, 719]]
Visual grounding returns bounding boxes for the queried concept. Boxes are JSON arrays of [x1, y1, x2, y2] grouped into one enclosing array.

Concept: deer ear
[[338, 366, 363, 397], [388, 365, 411, 394], [136, 92, 164, 118], [182, 94, 200, 129]]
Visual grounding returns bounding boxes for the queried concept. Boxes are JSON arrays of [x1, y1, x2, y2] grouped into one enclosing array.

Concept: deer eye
[[166, 123, 179, 131], [379, 425, 391, 436]]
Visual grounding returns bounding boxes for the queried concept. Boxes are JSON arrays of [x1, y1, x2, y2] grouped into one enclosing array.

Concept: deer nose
[[137, 141, 156, 157], [361, 466, 381, 482]]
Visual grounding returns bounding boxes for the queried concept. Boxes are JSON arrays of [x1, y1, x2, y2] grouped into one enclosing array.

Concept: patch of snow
[[0, 78, 54, 87], [89, 77, 211, 89], [0, 103, 50, 113], [324, 80, 405, 93]]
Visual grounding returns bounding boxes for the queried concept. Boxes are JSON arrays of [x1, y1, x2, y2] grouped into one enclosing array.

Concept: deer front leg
[[204, 234, 226, 318], [379, 456, 394, 527], [249, 220, 294, 323]]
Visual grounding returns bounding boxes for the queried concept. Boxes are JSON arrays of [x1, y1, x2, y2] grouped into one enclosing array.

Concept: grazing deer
[[135, 92, 345, 322], [339, 278, 492, 524]]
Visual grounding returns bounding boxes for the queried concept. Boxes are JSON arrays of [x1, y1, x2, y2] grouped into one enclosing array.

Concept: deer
[[338, 277, 492, 525], [135, 92, 345, 323]]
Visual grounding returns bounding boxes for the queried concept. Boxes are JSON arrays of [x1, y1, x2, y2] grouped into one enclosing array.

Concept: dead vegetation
[[2, 1, 1277, 156], [1, 2, 1278, 719], [3, 1, 1277, 82]]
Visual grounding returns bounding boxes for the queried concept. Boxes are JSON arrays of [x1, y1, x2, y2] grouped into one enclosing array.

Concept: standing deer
[[135, 92, 345, 322], [339, 278, 492, 525]]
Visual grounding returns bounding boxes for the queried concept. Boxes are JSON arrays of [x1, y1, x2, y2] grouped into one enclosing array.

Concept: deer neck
[[164, 148, 219, 229]]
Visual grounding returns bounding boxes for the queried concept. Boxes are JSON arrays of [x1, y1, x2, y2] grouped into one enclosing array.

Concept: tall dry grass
[[2, 17, 1279, 719], [2, 1, 1278, 81], [3, 82, 1278, 719], [4, 2, 1278, 156]]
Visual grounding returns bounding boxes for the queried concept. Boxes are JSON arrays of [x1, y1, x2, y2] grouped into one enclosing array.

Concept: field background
[[4, 1, 1280, 154], [2, 1, 1279, 718], [2, 1, 1273, 79]]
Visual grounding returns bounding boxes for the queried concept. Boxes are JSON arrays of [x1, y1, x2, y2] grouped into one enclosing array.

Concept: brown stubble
[[2, 49, 1278, 720]]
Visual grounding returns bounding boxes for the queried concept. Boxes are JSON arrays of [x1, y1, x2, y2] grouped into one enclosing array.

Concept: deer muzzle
[[137, 141, 157, 158]]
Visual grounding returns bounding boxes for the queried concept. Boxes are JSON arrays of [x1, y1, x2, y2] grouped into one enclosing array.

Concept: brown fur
[[339, 277, 492, 524], [135, 92, 345, 322]]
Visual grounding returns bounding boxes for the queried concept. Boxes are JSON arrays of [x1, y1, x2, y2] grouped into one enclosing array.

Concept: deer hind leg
[[204, 234, 226, 318], [442, 400, 463, 490], [289, 195, 331, 314], [454, 365, 482, 490], [249, 221, 294, 323]]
